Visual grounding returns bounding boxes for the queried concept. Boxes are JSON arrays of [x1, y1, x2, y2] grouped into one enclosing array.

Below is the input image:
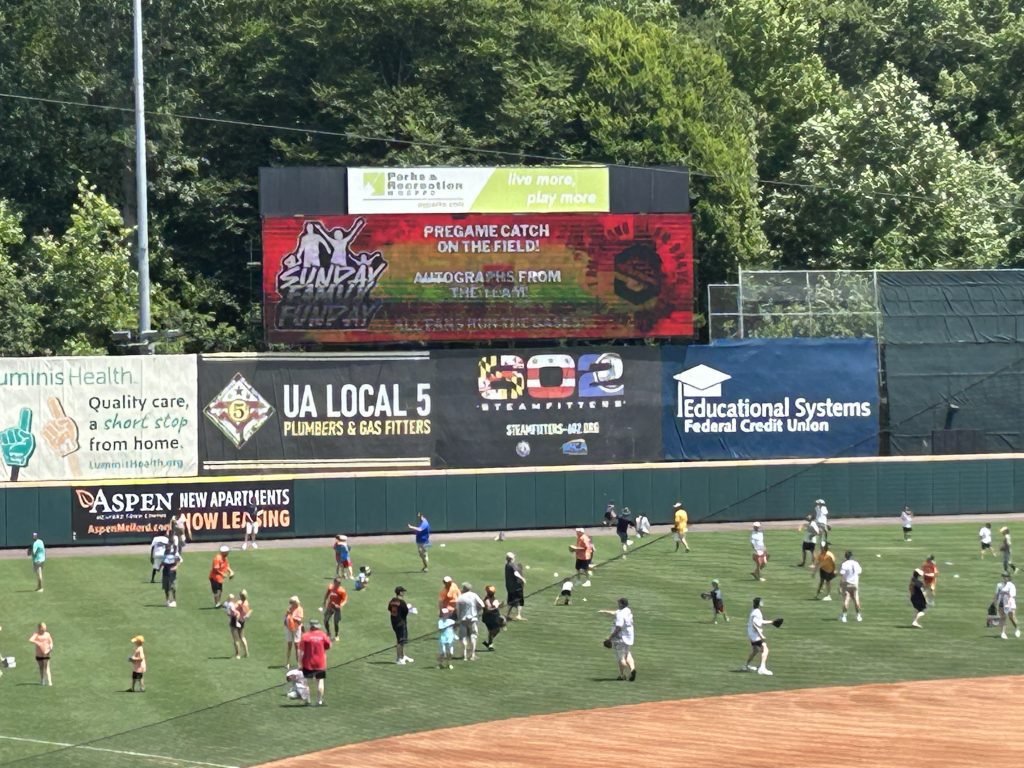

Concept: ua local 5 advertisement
[[198, 353, 434, 474], [261, 213, 694, 344], [433, 346, 663, 467]]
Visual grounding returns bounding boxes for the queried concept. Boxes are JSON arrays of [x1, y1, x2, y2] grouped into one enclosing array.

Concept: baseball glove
[[772, 618, 784, 628], [602, 638, 613, 648], [700, 592, 711, 600]]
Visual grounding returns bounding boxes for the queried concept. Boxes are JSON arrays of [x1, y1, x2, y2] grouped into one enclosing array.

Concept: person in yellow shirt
[[814, 542, 837, 601], [673, 503, 690, 553]]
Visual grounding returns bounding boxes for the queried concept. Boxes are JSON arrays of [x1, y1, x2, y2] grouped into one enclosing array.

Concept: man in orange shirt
[[321, 577, 348, 642], [209, 545, 234, 608], [920, 554, 939, 605], [284, 595, 304, 668], [438, 576, 461, 614], [569, 527, 595, 587]]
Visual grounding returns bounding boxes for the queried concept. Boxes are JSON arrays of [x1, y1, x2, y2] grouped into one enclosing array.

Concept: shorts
[[152, 556, 164, 570], [1003, 599, 1018, 613], [507, 590, 525, 608], [132, 671, 144, 680], [752, 552, 767, 566], [575, 559, 591, 572], [749, 639, 764, 648], [439, 639, 454, 655], [820, 570, 835, 582], [302, 668, 326, 680], [482, 612, 504, 633], [210, 578, 223, 594], [559, 589, 572, 598], [162, 570, 177, 591], [285, 627, 303, 643], [417, 542, 431, 553], [245, 522, 259, 535], [456, 619, 478, 639], [392, 622, 408, 644], [802, 541, 816, 552], [232, 619, 246, 631], [674, 531, 687, 542], [339, 559, 352, 568], [844, 584, 859, 596], [324, 605, 343, 620], [617, 530, 629, 544], [982, 542, 992, 550], [712, 598, 725, 613], [36, 655, 51, 661], [903, 526, 913, 533], [613, 640, 633, 662]]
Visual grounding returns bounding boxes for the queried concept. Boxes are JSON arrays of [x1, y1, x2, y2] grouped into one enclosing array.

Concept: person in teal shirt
[[30, 533, 45, 592], [437, 610, 456, 669]]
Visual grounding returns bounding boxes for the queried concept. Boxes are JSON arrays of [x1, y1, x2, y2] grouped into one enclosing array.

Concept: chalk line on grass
[[0, 734, 239, 768]]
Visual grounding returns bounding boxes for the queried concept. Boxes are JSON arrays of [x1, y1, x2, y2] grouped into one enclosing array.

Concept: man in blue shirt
[[407, 514, 430, 573], [30, 533, 45, 592]]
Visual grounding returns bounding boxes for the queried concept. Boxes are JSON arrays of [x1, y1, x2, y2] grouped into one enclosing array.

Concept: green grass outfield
[[0, 521, 1021, 768]]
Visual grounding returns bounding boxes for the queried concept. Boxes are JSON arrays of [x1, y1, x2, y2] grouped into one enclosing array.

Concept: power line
[[1, 89, 1022, 213]]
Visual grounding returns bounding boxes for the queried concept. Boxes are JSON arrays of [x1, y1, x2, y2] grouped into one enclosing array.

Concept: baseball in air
[[318, 607, 323, 612], [582, 598, 587, 602], [553, 572, 559, 578], [525, 565, 531, 570], [440, 543, 446, 548]]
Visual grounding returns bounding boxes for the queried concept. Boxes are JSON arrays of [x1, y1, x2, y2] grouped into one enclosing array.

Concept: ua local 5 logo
[[478, 353, 624, 401]]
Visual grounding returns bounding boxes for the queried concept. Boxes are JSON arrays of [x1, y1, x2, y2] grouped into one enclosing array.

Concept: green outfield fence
[[2, 453, 1022, 549]]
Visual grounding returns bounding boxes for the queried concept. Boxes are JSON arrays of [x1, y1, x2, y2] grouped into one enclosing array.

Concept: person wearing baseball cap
[[298, 619, 331, 706], [388, 586, 414, 665], [504, 552, 526, 621], [438, 576, 461, 614], [127, 634, 146, 692], [672, 503, 690, 553], [750, 523, 768, 582], [208, 545, 234, 608], [569, 528, 594, 587]]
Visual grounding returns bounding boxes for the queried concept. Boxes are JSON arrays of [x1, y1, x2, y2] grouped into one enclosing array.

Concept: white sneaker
[[252, 543, 258, 549], [1001, 633, 1008, 640], [840, 614, 847, 623], [821, 595, 832, 601], [757, 668, 774, 676], [403, 656, 414, 663], [745, 665, 757, 671], [1016, 629, 1021, 638], [396, 658, 406, 665], [582, 580, 592, 587], [168, 601, 177, 608], [241, 543, 248, 551], [856, 614, 863, 622]]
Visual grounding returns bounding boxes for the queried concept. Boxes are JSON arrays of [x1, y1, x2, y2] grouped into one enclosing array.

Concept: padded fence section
[[2, 457, 1023, 548]]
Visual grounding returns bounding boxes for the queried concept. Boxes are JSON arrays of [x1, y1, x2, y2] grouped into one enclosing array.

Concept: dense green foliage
[[0, 522, 1017, 766], [0, 0, 1022, 353]]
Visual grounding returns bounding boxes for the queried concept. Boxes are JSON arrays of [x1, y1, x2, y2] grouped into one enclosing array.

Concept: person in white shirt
[[743, 597, 774, 676], [900, 506, 913, 542], [634, 511, 651, 539], [799, 516, 819, 568], [838, 550, 863, 623], [750, 522, 768, 582], [996, 572, 1020, 640], [242, 504, 260, 551], [600, 597, 636, 681], [149, 531, 169, 583], [980, 523, 995, 559], [554, 579, 574, 606], [814, 499, 830, 546], [454, 583, 485, 661]]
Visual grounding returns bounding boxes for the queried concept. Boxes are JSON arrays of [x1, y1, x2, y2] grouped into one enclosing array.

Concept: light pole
[[132, 0, 152, 353]]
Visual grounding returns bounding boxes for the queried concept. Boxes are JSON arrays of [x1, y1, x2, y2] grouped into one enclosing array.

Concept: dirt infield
[[258, 675, 1018, 767]]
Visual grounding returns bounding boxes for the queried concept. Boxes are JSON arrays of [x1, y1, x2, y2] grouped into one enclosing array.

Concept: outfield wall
[[1, 454, 1021, 549]]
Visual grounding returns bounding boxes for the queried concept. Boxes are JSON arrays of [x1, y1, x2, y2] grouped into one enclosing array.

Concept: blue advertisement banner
[[662, 339, 879, 460]]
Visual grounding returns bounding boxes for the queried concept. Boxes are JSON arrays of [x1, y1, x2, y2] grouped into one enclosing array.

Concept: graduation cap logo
[[673, 365, 731, 398]]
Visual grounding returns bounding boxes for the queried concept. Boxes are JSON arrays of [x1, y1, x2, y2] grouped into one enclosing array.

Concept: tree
[[0, 200, 41, 356], [764, 65, 1022, 270]]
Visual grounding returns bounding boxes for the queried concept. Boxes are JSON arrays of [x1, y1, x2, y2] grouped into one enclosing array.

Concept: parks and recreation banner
[[346, 166, 610, 214], [198, 353, 434, 474], [261, 213, 695, 344], [71, 479, 293, 541], [662, 339, 880, 461], [0, 356, 197, 483], [433, 346, 664, 467]]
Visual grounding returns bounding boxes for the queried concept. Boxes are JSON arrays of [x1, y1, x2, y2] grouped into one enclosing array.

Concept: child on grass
[[437, 609, 456, 669], [702, 579, 729, 624], [127, 635, 146, 692], [554, 579, 574, 606]]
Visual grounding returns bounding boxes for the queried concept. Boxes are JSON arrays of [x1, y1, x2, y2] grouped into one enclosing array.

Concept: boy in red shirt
[[321, 578, 348, 642], [298, 620, 331, 706], [209, 546, 234, 608], [920, 555, 939, 605]]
